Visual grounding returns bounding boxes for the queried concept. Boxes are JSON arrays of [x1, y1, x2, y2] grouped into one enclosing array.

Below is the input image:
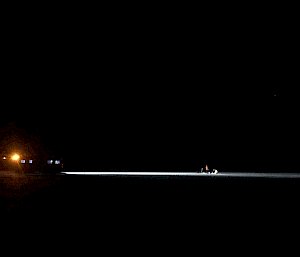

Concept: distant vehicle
[[44, 157, 64, 173], [1, 152, 63, 173]]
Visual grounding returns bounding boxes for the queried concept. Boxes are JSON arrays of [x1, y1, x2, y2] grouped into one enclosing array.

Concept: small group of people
[[199, 163, 218, 174]]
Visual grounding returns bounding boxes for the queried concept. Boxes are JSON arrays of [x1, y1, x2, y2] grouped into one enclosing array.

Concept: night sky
[[1, 5, 297, 171], [2, 6, 300, 253]]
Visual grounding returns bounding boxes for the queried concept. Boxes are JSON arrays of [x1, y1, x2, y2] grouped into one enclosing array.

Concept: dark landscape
[[1, 5, 299, 250]]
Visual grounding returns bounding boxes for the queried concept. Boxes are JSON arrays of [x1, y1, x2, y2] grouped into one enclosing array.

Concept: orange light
[[11, 153, 20, 161]]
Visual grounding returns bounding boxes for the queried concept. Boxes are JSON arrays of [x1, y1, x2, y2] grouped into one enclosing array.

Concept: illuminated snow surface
[[61, 171, 300, 178]]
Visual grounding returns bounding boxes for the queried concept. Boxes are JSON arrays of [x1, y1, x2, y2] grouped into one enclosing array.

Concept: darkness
[[1, 4, 300, 253], [1, 4, 298, 172]]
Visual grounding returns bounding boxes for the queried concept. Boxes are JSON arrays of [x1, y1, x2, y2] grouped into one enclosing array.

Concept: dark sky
[[1, 5, 297, 170]]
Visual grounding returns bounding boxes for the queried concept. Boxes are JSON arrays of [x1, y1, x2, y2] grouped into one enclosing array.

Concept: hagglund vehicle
[[1, 152, 63, 173]]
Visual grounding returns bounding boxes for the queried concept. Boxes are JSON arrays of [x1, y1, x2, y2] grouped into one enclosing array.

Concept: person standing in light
[[200, 163, 218, 174]]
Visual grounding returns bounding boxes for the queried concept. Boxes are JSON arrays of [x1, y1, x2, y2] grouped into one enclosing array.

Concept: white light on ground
[[61, 171, 300, 178], [62, 171, 211, 176]]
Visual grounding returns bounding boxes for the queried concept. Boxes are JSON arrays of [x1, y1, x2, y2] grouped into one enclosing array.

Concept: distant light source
[[20, 160, 26, 164], [29, 160, 33, 164], [11, 153, 20, 161], [55, 160, 61, 165], [2, 156, 6, 160], [47, 160, 53, 164]]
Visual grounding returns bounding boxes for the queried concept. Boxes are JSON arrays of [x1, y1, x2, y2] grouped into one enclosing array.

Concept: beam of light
[[61, 171, 206, 176], [61, 171, 300, 178], [216, 172, 300, 179]]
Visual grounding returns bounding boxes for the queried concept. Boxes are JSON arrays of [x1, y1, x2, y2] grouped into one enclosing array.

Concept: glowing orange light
[[11, 154, 20, 161]]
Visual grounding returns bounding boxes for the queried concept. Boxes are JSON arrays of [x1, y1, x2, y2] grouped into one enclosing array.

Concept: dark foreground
[[1, 170, 300, 249]]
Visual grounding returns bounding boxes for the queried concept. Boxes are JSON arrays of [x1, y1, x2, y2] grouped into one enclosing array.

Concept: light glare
[[11, 154, 20, 161]]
